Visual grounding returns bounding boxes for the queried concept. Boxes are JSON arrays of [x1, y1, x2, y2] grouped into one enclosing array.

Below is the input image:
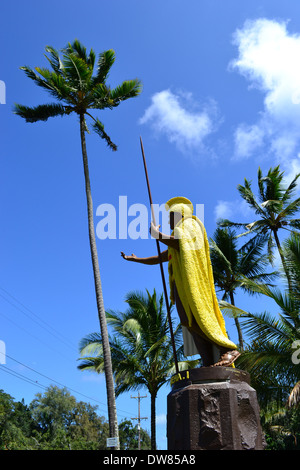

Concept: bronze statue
[[122, 197, 240, 367]]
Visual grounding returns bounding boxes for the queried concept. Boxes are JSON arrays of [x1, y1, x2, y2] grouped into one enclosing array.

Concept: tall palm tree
[[210, 227, 277, 350], [14, 40, 142, 446], [237, 232, 300, 409], [219, 166, 300, 290], [78, 290, 197, 450]]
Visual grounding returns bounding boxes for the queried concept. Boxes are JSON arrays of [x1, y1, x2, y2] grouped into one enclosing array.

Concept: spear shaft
[[140, 136, 179, 375]]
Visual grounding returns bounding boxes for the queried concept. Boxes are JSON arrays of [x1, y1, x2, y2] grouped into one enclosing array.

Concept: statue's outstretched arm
[[121, 250, 168, 265]]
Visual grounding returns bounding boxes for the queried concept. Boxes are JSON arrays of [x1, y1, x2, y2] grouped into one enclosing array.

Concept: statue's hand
[[150, 222, 160, 238], [121, 252, 137, 261]]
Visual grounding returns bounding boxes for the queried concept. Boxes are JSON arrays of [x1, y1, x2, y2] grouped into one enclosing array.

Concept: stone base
[[167, 367, 265, 450]]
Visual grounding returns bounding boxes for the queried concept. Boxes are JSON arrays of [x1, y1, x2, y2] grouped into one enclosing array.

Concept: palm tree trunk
[[229, 291, 244, 351], [79, 114, 119, 449], [150, 392, 156, 451]]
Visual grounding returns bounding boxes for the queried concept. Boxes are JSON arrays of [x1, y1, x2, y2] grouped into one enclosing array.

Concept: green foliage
[[78, 289, 198, 450], [0, 390, 37, 449], [219, 166, 300, 267], [210, 227, 277, 349], [119, 419, 151, 450], [78, 290, 197, 395], [0, 386, 150, 450], [233, 231, 300, 449], [262, 405, 300, 450], [14, 39, 142, 150], [14, 39, 142, 445], [212, 165, 300, 449], [14, 103, 66, 123], [237, 233, 300, 395]]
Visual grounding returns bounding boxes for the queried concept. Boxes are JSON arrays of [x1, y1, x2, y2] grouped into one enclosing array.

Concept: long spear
[[139, 136, 179, 375]]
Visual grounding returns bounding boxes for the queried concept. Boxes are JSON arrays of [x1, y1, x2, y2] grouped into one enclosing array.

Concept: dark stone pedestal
[[167, 367, 265, 450]]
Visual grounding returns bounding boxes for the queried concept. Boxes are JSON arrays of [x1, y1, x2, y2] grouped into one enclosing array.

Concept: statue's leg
[[174, 285, 215, 366]]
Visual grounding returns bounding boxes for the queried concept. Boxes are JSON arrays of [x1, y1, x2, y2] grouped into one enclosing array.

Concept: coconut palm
[[210, 227, 278, 350], [219, 166, 300, 290], [237, 232, 300, 409], [78, 289, 197, 450], [14, 40, 142, 446]]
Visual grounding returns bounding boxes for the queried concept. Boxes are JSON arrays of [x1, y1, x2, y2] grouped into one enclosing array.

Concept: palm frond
[[257, 167, 265, 203], [209, 238, 233, 274], [245, 219, 269, 232], [66, 39, 96, 68], [92, 118, 117, 150], [261, 199, 283, 213], [110, 79, 142, 104], [282, 173, 300, 204], [78, 289, 193, 402], [288, 219, 300, 230], [287, 381, 300, 408], [93, 49, 116, 85], [77, 356, 104, 372], [34, 66, 76, 102], [267, 232, 276, 265], [44, 46, 64, 75], [238, 178, 267, 217], [279, 198, 300, 220], [78, 332, 102, 356], [89, 83, 114, 109], [237, 342, 281, 372], [14, 103, 66, 122], [239, 276, 281, 301], [219, 300, 248, 318], [236, 342, 295, 395], [241, 311, 291, 345], [61, 51, 93, 89], [19, 65, 56, 93], [260, 166, 285, 202], [239, 233, 269, 273]]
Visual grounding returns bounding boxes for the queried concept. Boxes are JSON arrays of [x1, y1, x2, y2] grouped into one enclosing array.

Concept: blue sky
[[1, 0, 300, 449]]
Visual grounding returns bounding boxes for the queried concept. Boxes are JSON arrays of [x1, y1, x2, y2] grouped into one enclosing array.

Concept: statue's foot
[[212, 350, 241, 367]]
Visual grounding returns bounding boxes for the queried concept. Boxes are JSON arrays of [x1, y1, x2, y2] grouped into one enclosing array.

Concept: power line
[[0, 365, 48, 392], [0, 309, 75, 364], [0, 286, 77, 352], [0, 287, 136, 420], [0, 363, 109, 414], [0, 351, 131, 419], [0, 285, 82, 364]]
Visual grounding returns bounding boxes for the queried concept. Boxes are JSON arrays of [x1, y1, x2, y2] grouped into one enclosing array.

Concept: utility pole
[[131, 392, 148, 450]]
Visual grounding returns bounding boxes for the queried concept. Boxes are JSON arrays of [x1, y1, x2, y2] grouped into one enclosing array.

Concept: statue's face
[[169, 211, 182, 230]]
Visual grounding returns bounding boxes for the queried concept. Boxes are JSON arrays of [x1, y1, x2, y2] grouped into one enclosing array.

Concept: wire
[[0, 351, 131, 419], [0, 286, 77, 352], [0, 310, 75, 364], [0, 287, 135, 419], [0, 365, 48, 392]]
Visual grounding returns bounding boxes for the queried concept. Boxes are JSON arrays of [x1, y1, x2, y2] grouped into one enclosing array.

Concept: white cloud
[[214, 200, 235, 220], [233, 123, 265, 160], [283, 153, 300, 186], [231, 18, 300, 166], [214, 199, 253, 221], [139, 89, 219, 156]]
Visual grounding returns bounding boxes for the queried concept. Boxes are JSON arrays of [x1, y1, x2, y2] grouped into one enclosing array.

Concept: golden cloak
[[168, 215, 237, 350]]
